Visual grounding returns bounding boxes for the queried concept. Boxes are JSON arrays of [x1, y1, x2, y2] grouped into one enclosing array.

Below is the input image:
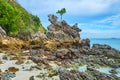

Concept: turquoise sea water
[[90, 38, 120, 50], [78, 66, 120, 77], [78, 38, 120, 77]]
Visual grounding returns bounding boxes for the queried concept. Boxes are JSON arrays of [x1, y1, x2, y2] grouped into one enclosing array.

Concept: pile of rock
[[59, 68, 120, 80]]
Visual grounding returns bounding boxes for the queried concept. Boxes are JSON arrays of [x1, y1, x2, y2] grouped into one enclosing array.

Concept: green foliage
[[0, 0, 43, 36], [43, 27, 48, 34], [56, 8, 66, 21], [31, 15, 41, 31]]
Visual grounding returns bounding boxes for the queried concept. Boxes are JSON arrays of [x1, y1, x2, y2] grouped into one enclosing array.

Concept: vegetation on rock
[[56, 8, 66, 21], [0, 0, 45, 36]]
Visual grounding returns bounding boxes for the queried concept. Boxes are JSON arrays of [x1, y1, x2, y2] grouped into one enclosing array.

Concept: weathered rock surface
[[59, 70, 92, 80], [0, 37, 25, 51], [0, 26, 6, 37], [1, 14, 120, 80], [87, 67, 120, 80], [31, 31, 47, 39], [56, 49, 72, 59], [59, 68, 120, 80], [47, 14, 81, 40], [92, 44, 120, 58], [1, 72, 15, 80]]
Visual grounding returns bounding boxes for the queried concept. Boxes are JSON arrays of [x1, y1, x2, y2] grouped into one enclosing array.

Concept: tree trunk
[[61, 15, 62, 21]]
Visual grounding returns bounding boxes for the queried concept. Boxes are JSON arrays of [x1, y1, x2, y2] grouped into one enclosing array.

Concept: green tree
[[56, 8, 66, 21], [0, 0, 44, 36]]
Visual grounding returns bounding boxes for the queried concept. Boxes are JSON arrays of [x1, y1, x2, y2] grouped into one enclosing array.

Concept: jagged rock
[[92, 44, 120, 58], [31, 31, 47, 39], [59, 70, 92, 80], [44, 40, 60, 51], [92, 44, 111, 49], [0, 26, 6, 37], [69, 48, 83, 58], [71, 23, 82, 32], [80, 39, 90, 47], [0, 37, 25, 50], [87, 67, 120, 80], [61, 20, 80, 38], [56, 49, 71, 59], [48, 14, 58, 25], [47, 30, 73, 40], [47, 14, 81, 40], [55, 48, 83, 59]]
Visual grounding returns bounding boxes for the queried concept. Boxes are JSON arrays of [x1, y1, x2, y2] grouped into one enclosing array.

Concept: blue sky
[[17, 0, 120, 38]]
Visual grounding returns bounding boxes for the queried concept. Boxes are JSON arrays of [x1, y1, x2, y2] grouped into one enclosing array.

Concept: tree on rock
[[56, 8, 66, 21]]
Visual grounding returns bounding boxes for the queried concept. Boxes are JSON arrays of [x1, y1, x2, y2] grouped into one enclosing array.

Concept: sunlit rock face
[[0, 37, 24, 51]]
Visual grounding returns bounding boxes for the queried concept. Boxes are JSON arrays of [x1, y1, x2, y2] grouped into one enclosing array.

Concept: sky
[[17, 0, 120, 38]]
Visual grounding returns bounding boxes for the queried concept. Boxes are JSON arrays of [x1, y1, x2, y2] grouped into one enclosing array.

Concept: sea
[[90, 38, 120, 50]]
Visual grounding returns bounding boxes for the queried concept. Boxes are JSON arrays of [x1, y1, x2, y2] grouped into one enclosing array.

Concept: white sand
[[0, 53, 60, 80], [0, 53, 40, 80]]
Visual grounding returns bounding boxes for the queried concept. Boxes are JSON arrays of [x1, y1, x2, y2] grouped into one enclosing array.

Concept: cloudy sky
[[17, 0, 120, 38]]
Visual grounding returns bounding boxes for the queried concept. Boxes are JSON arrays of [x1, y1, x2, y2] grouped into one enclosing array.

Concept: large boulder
[[0, 26, 6, 37]]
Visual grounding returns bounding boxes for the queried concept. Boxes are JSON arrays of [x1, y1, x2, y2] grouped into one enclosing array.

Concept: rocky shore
[[0, 14, 120, 80]]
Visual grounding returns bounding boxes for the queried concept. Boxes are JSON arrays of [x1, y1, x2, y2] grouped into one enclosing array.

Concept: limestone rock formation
[[0, 37, 25, 51], [31, 31, 47, 39], [46, 14, 81, 40]]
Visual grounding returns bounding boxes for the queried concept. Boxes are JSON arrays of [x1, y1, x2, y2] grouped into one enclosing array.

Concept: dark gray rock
[[1, 72, 15, 80], [59, 70, 92, 80], [71, 23, 82, 32], [92, 44, 120, 58], [87, 67, 120, 80], [109, 69, 118, 74], [46, 30, 72, 40], [92, 44, 112, 50], [56, 49, 71, 59]]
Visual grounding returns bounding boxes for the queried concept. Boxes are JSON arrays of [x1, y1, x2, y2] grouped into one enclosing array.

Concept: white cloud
[[17, 0, 120, 16], [79, 13, 120, 38], [17, 0, 120, 38], [97, 14, 120, 27]]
